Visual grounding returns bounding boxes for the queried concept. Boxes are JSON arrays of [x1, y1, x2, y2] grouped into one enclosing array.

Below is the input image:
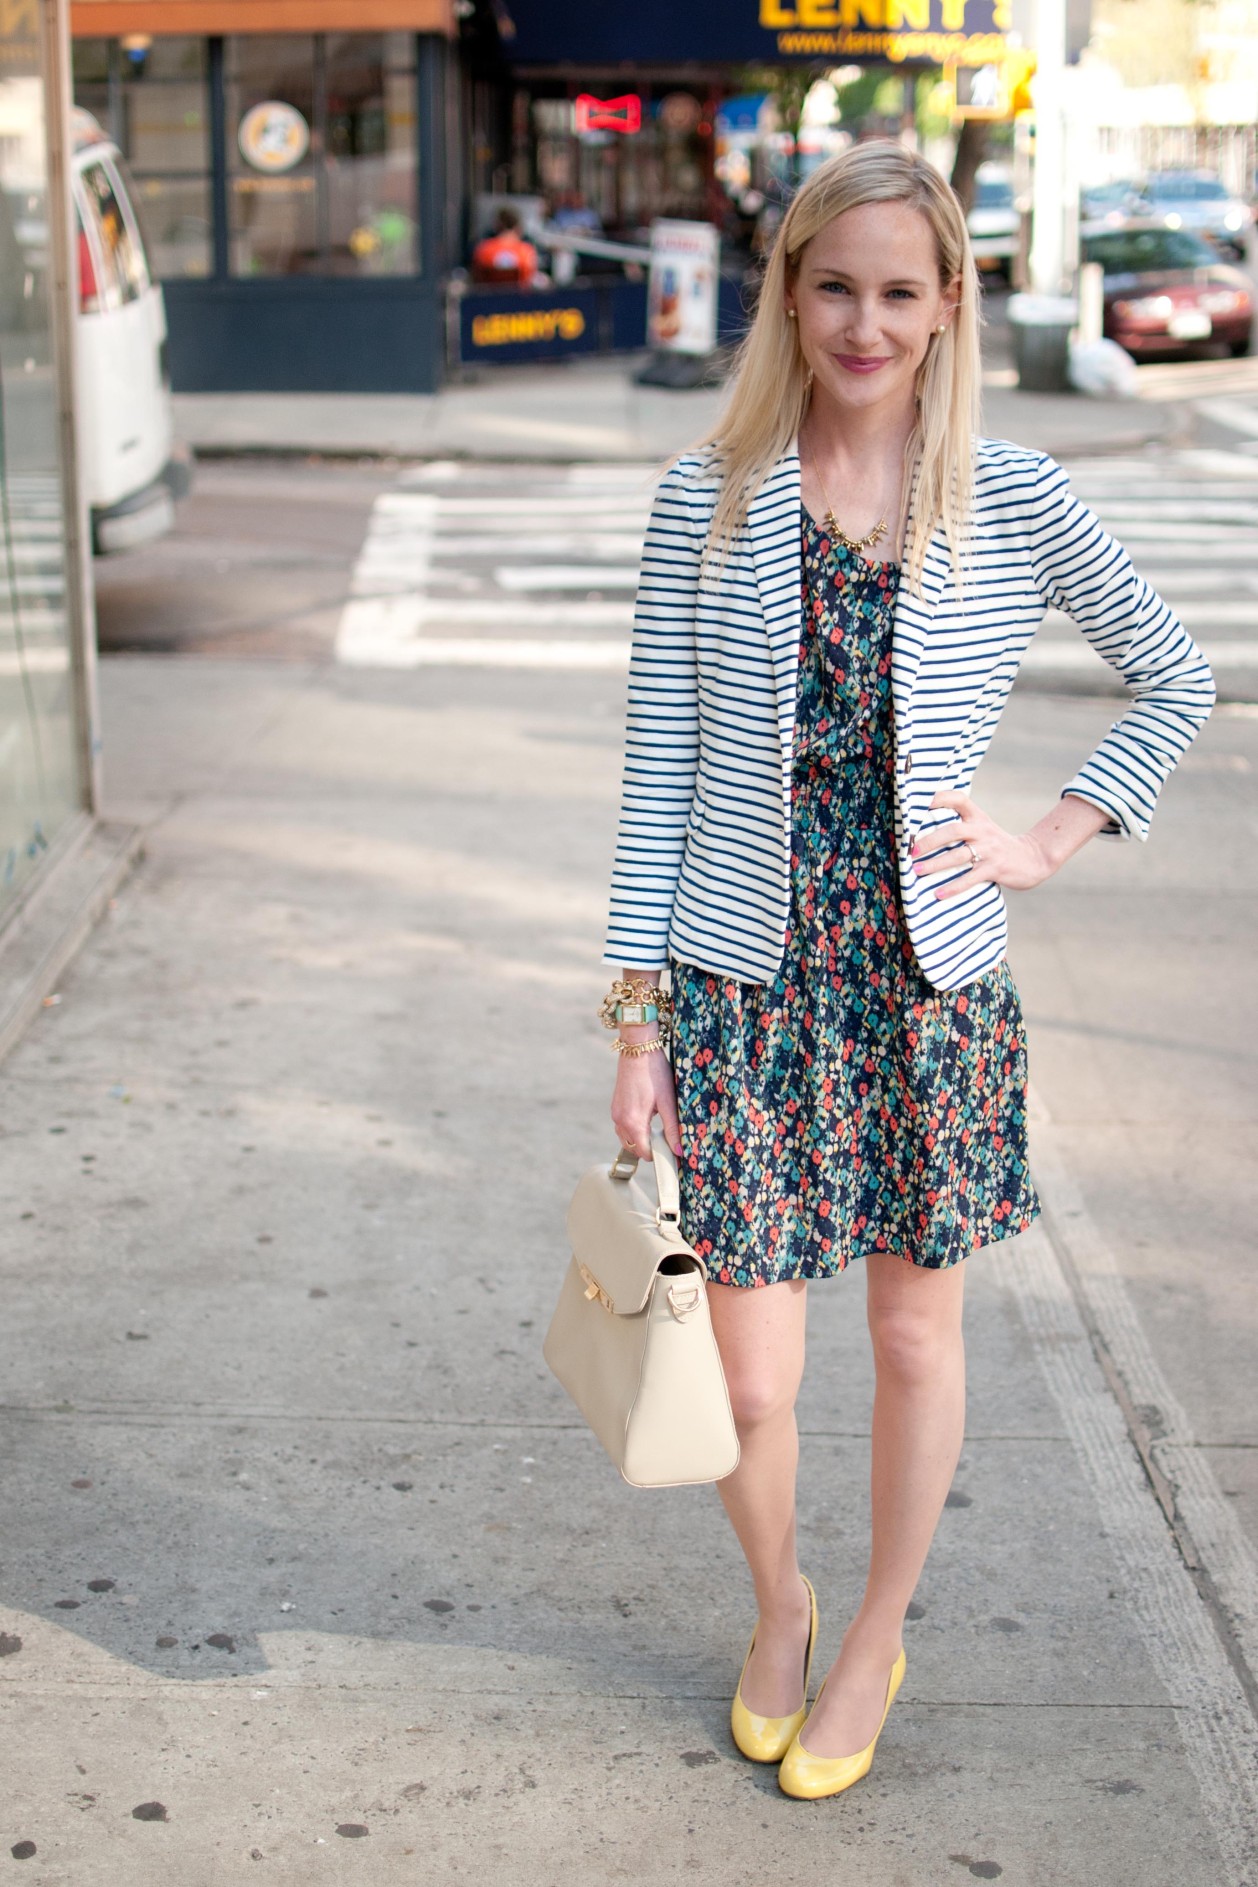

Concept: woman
[[601, 144, 1214, 1801]]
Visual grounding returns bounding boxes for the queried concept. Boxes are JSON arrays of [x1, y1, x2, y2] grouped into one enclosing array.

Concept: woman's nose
[[843, 297, 883, 344]]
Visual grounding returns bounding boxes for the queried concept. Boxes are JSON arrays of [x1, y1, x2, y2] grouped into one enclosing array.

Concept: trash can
[[1006, 294, 1078, 393]]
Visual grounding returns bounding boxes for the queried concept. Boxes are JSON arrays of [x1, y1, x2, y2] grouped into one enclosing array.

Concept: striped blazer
[[603, 436, 1215, 991]]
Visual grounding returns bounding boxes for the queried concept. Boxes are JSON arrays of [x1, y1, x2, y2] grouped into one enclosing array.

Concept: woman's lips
[[835, 354, 891, 374]]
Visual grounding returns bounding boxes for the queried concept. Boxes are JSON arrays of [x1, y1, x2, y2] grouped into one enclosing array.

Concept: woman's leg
[[802, 1250, 967, 1755], [707, 1277, 811, 1715]]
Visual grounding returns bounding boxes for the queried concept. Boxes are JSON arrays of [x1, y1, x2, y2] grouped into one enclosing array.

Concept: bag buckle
[[578, 1262, 613, 1313], [655, 1205, 681, 1229], [666, 1282, 702, 1322]]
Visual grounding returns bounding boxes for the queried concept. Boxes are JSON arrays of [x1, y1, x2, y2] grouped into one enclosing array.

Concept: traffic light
[[948, 48, 1036, 121]]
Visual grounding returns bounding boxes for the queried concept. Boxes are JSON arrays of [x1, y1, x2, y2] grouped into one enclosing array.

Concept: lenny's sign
[[761, 0, 1009, 62], [460, 289, 599, 363], [500, 0, 1007, 64]]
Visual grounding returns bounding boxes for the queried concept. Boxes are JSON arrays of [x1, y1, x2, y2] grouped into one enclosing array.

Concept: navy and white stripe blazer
[[603, 436, 1216, 991]]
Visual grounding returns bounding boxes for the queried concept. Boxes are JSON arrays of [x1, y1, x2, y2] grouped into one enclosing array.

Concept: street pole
[[1029, 0, 1067, 293]]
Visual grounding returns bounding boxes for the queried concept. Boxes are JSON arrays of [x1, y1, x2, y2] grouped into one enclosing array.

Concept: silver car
[[966, 165, 1018, 280], [1136, 171, 1250, 260]]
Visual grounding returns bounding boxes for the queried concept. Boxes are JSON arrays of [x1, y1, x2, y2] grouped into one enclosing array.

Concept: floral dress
[[669, 508, 1041, 1287]]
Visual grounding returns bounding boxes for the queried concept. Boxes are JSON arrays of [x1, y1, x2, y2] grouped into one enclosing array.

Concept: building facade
[[68, 1, 459, 391]]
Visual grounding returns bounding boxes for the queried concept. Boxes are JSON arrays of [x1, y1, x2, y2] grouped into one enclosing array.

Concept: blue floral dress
[[669, 508, 1040, 1287]]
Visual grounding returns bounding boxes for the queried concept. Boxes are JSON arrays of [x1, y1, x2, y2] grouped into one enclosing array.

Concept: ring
[[966, 842, 981, 865], [624, 1138, 636, 1150]]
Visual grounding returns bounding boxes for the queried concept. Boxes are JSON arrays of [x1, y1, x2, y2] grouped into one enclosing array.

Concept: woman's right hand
[[611, 1047, 683, 1160]]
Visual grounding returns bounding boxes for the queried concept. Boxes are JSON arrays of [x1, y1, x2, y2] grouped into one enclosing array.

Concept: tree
[[950, 117, 988, 213]]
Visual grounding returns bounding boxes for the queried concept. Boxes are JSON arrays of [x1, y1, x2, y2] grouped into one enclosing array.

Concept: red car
[[1082, 224, 1252, 358]]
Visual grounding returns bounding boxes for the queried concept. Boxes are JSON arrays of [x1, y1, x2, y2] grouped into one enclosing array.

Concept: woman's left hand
[[910, 790, 1056, 899]]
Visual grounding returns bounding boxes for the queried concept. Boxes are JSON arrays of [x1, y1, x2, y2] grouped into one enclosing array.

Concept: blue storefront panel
[[163, 278, 445, 393]]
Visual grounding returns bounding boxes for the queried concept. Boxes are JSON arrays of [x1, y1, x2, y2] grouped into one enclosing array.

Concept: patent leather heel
[[730, 1575, 819, 1764], [777, 1646, 906, 1800]]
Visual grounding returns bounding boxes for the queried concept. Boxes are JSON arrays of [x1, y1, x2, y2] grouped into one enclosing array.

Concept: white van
[[72, 111, 189, 553]]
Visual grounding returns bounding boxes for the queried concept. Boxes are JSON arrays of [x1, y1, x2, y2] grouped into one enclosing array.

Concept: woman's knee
[[868, 1291, 963, 1386], [723, 1358, 799, 1434], [708, 1277, 807, 1433]]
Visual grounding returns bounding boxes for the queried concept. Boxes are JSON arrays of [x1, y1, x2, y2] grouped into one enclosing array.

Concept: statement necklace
[[805, 436, 894, 557]]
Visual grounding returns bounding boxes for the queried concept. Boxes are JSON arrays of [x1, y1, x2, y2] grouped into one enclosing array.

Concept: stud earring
[[787, 309, 797, 319]]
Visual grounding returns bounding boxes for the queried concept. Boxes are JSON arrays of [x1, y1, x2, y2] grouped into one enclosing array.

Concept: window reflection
[[227, 33, 417, 278], [0, 41, 82, 913]]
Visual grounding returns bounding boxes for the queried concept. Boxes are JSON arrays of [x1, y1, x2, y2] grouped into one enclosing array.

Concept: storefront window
[[0, 13, 83, 915], [72, 37, 212, 280], [227, 33, 417, 278]]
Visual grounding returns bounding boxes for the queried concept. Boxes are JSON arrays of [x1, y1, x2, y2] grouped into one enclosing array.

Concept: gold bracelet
[[611, 1034, 669, 1058]]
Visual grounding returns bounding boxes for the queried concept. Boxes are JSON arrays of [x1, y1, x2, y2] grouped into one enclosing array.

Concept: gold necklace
[[804, 435, 895, 557]]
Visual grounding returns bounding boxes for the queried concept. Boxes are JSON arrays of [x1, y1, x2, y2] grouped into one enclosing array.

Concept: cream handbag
[[544, 1135, 740, 1489]]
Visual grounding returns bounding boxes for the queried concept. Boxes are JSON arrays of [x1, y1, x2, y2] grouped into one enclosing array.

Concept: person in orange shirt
[[471, 207, 539, 288]]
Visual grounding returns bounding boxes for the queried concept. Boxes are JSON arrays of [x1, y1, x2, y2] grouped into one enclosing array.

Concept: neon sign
[[574, 94, 643, 135]]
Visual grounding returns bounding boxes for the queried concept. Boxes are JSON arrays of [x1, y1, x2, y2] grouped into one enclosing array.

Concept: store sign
[[460, 289, 599, 363], [501, 0, 1006, 64], [759, 0, 1008, 63], [238, 101, 310, 174], [647, 220, 719, 358], [574, 94, 642, 135], [471, 306, 587, 347]]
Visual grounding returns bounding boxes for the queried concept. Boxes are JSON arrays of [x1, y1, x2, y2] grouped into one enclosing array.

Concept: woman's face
[[784, 200, 960, 420]]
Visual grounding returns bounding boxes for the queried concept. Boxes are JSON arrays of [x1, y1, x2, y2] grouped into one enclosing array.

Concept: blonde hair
[[690, 143, 982, 591]]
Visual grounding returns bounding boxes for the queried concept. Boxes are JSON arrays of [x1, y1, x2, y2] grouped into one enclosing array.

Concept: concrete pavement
[[1, 635, 1256, 1881]]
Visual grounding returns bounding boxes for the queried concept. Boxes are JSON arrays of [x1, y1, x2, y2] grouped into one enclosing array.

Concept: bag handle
[[609, 1131, 682, 1228]]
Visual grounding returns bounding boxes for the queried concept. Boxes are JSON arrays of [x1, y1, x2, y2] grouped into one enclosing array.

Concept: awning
[[69, 1, 455, 36]]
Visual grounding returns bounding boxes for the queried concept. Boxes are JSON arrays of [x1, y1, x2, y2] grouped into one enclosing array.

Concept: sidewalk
[[1, 646, 1255, 1883], [173, 352, 1190, 466]]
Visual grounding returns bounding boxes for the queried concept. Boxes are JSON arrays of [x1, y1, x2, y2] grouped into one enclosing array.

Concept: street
[[94, 429, 1258, 697], [2, 393, 1257, 1883]]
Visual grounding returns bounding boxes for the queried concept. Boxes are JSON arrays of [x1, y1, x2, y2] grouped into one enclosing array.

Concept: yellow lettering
[[940, 0, 968, 28], [886, 0, 930, 27], [471, 307, 586, 348], [759, 0, 798, 23], [801, 0, 841, 24], [838, 0, 883, 25]]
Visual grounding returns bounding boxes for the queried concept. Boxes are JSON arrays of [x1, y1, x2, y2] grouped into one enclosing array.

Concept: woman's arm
[[603, 465, 704, 971], [1028, 455, 1216, 842], [607, 964, 683, 1160]]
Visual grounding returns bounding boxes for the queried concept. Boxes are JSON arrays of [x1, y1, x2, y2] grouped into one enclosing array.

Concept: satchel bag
[[543, 1136, 740, 1489]]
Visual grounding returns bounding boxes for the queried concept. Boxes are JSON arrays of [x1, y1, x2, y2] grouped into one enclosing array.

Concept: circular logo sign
[[238, 101, 310, 174]]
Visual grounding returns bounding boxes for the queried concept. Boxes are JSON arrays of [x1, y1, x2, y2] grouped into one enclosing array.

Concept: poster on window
[[646, 219, 719, 356]]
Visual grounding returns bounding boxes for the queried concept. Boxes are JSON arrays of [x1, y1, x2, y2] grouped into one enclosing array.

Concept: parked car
[[966, 164, 1018, 279], [1081, 225, 1252, 358], [71, 111, 189, 554], [1134, 170, 1250, 260], [1079, 178, 1145, 228]]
